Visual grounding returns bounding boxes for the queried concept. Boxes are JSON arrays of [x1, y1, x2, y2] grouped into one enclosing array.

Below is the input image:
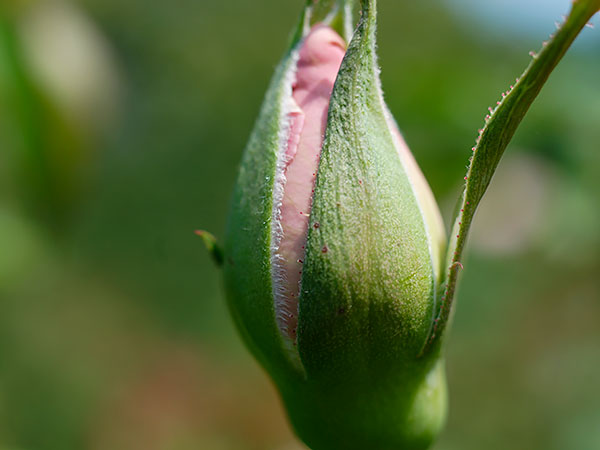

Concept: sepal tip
[[195, 230, 224, 267]]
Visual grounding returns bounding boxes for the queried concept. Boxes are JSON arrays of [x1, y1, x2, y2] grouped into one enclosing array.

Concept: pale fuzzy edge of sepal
[[270, 46, 306, 375]]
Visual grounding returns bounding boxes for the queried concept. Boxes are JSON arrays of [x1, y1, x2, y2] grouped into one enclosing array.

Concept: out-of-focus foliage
[[1, 0, 119, 229], [0, 0, 598, 449]]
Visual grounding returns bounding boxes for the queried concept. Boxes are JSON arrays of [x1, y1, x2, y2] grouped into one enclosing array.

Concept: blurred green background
[[1, 0, 599, 449]]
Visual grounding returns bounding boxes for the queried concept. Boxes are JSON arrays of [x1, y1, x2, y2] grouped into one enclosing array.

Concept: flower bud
[[224, 1, 447, 448]]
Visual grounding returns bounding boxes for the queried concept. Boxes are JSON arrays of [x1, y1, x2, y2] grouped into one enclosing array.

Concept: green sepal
[[301, 0, 438, 374], [222, 4, 313, 383], [278, 1, 447, 448]]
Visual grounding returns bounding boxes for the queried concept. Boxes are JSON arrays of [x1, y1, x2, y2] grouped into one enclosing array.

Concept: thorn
[[195, 230, 224, 267], [452, 261, 464, 270]]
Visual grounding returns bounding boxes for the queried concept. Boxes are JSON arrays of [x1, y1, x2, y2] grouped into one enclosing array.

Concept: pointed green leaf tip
[[195, 230, 223, 267]]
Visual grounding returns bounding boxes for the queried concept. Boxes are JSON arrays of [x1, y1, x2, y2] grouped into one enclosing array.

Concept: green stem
[[420, 0, 600, 356]]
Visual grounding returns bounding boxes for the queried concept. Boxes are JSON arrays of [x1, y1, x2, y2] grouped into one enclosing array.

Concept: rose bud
[[222, 1, 447, 448], [193, 0, 600, 449]]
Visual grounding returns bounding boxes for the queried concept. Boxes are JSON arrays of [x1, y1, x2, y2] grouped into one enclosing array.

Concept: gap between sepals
[[197, 0, 355, 271], [418, 0, 600, 357], [306, 0, 356, 43], [270, 0, 362, 369]]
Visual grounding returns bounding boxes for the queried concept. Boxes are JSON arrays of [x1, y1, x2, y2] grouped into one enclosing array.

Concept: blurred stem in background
[[1, 13, 81, 230], [0, 0, 120, 233]]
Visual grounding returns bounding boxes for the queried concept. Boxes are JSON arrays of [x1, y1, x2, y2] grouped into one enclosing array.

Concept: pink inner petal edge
[[273, 25, 346, 344]]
